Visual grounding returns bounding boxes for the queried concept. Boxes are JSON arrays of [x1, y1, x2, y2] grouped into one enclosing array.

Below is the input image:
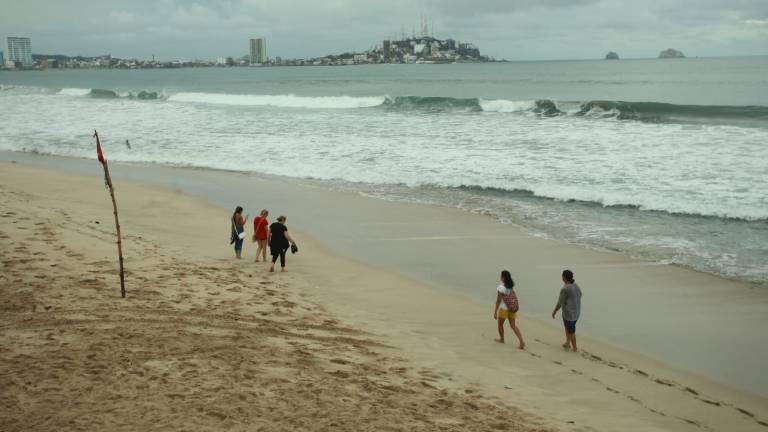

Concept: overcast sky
[[1, 0, 767, 61]]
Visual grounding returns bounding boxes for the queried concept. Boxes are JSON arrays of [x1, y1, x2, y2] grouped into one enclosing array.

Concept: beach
[[1, 158, 766, 431]]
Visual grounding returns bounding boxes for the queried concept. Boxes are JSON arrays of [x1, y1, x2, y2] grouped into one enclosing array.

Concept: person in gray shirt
[[551, 269, 582, 352]]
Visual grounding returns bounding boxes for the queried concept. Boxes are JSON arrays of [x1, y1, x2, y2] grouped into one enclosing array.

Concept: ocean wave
[[382, 96, 482, 112], [43, 86, 768, 126], [167, 92, 385, 108], [89, 88, 120, 98], [58, 87, 92, 96], [576, 100, 768, 125], [57, 87, 160, 100], [379, 96, 768, 126], [452, 184, 768, 222]]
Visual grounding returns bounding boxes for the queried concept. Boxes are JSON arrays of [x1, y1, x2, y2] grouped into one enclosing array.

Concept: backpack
[[501, 289, 519, 313]]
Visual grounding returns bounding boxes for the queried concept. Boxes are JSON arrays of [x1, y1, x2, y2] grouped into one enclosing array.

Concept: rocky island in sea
[[605, 51, 619, 60], [658, 48, 685, 58]]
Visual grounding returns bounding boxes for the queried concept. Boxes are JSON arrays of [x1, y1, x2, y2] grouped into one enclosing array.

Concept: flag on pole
[[92, 129, 126, 298], [94, 130, 105, 164]]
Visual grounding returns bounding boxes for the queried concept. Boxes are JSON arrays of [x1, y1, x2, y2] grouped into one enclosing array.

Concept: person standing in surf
[[252, 209, 270, 262], [268, 215, 296, 272], [493, 270, 525, 349], [230, 206, 248, 259], [552, 269, 582, 352]]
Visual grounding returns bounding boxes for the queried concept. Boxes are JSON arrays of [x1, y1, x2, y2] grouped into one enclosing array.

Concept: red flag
[[94, 130, 105, 164]]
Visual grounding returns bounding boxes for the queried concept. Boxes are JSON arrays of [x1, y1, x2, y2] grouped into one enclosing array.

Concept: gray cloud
[[1, 0, 766, 60]]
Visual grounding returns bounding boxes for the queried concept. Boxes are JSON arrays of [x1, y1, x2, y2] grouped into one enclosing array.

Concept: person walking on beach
[[252, 209, 270, 262], [493, 270, 525, 349], [268, 215, 296, 272], [230, 206, 248, 259], [552, 269, 582, 352]]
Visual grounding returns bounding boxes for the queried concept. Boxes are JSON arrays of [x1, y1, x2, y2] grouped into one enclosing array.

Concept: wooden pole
[[94, 131, 126, 298]]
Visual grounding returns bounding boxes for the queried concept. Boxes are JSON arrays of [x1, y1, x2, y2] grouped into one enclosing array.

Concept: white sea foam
[[58, 88, 92, 96], [2, 85, 767, 283], [479, 99, 537, 112], [167, 92, 386, 109]]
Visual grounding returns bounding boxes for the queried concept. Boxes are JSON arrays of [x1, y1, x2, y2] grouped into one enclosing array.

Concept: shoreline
[[1, 160, 767, 431], [0, 148, 768, 397], [4, 149, 764, 289], [3, 151, 768, 398]]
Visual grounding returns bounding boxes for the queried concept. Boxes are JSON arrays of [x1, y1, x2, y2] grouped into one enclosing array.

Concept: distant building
[[249, 38, 267, 64], [7, 37, 33, 67], [0, 50, 4, 67], [35, 57, 59, 69], [382, 40, 391, 60], [457, 42, 480, 58]]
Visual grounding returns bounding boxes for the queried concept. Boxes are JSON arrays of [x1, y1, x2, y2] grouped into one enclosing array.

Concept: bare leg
[[569, 333, 578, 352], [562, 328, 570, 349], [509, 319, 525, 349], [260, 240, 267, 262], [495, 318, 505, 343], [254, 242, 262, 261]]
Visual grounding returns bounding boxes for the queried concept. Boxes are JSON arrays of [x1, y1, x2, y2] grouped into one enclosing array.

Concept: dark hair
[[501, 270, 514, 289], [562, 269, 574, 283], [234, 206, 243, 214]]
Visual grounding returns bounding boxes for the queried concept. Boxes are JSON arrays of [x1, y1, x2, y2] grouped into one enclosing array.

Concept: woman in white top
[[493, 270, 525, 349]]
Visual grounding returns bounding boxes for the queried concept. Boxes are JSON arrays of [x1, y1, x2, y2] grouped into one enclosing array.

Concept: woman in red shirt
[[252, 209, 270, 262]]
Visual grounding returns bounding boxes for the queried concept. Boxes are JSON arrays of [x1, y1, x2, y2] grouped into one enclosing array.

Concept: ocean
[[2, 57, 767, 285]]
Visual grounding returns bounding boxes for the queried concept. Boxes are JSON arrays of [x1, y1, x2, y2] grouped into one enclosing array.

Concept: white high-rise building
[[7, 37, 33, 67], [249, 38, 266, 64]]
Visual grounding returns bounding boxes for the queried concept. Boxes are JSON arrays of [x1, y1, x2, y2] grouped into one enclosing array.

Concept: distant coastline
[[5, 53, 768, 72], [3, 34, 499, 71]]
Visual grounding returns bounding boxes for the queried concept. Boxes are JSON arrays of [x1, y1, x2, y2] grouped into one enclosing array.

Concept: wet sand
[[1, 158, 767, 431]]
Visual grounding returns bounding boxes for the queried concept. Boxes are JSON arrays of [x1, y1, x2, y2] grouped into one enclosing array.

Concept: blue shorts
[[563, 318, 577, 334], [234, 236, 244, 251]]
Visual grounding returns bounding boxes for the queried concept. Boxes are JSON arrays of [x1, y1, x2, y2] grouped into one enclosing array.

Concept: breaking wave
[[167, 92, 385, 108], [59, 87, 92, 96], [52, 86, 768, 126], [575, 100, 768, 126], [452, 185, 768, 222], [58, 87, 161, 100]]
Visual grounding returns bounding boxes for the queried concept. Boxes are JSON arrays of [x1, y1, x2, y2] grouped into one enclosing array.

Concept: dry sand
[[1, 161, 767, 431]]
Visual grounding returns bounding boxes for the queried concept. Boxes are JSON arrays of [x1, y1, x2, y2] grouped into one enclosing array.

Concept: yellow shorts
[[498, 309, 517, 320]]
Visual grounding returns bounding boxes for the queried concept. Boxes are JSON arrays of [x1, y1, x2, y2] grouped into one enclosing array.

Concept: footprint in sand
[[680, 418, 701, 426], [736, 408, 754, 417]]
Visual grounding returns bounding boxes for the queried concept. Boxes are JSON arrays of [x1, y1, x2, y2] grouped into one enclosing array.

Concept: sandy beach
[[1, 159, 767, 431]]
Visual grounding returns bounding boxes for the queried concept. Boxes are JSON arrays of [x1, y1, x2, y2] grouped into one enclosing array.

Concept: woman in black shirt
[[268, 215, 296, 272]]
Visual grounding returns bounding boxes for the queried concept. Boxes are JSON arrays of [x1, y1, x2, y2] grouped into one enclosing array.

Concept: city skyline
[[1, 1, 767, 62]]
